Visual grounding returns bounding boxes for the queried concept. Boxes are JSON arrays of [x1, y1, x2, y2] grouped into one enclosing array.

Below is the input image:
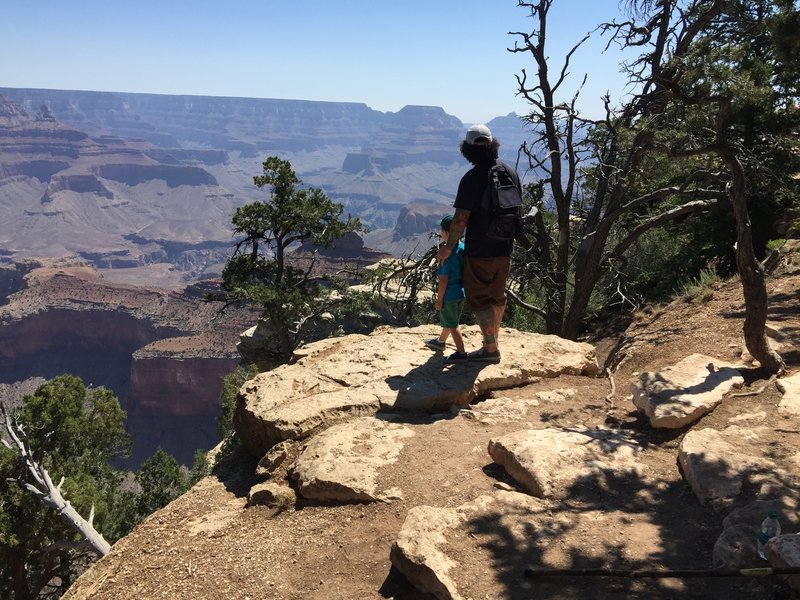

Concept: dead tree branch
[[1, 404, 111, 556]]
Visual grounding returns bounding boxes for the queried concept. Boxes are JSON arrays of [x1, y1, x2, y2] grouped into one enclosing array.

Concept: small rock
[[247, 482, 296, 512], [765, 534, 800, 592], [256, 439, 299, 479], [777, 372, 800, 415]]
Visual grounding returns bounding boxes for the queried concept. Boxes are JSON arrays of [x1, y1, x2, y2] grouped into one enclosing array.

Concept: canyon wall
[[0, 88, 532, 466], [0, 259, 256, 466], [0, 89, 530, 287]]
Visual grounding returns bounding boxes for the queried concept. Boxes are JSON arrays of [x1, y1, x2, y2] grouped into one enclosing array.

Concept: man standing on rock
[[437, 124, 520, 364]]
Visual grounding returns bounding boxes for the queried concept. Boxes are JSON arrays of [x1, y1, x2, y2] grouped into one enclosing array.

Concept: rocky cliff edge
[[63, 253, 800, 599]]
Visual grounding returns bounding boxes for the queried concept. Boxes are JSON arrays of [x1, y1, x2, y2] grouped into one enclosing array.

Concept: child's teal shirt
[[438, 242, 466, 302]]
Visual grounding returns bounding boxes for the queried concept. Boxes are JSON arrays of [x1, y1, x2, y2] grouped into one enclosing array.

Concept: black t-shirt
[[453, 159, 517, 258]]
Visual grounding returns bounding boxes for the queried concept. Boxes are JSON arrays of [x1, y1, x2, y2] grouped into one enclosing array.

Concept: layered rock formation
[[234, 325, 599, 458], [0, 258, 257, 465], [0, 89, 531, 283], [0, 94, 238, 278]]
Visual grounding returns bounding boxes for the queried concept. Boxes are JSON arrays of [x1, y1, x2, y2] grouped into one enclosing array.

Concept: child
[[425, 215, 468, 363]]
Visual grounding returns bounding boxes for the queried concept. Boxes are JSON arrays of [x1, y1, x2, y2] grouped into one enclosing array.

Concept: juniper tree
[[219, 156, 363, 365]]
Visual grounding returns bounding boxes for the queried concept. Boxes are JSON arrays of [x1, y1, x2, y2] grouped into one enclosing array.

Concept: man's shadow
[[383, 348, 494, 417]]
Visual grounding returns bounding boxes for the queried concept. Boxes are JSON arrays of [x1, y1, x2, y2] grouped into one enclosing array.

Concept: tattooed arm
[[437, 208, 470, 263]]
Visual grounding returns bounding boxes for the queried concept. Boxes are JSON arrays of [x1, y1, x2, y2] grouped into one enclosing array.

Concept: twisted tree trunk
[[722, 149, 785, 375], [716, 99, 784, 375]]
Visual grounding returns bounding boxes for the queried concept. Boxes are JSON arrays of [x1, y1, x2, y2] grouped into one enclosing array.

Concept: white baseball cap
[[464, 124, 493, 145]]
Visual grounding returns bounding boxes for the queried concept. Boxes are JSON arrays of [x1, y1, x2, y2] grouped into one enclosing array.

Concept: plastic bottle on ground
[[757, 510, 781, 560]]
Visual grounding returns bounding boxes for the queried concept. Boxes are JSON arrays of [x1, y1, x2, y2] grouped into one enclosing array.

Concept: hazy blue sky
[[1, 1, 631, 124]]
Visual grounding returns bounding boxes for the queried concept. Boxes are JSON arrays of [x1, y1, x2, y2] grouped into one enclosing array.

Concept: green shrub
[[218, 365, 258, 439], [679, 266, 724, 303]]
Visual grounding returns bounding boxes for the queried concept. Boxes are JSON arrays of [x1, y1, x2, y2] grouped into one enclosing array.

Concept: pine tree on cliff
[[217, 156, 363, 366]]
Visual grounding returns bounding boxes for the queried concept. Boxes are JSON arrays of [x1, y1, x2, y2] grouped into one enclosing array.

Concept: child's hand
[[435, 299, 443, 311]]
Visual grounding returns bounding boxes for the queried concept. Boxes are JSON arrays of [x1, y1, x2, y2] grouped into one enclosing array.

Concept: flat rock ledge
[[487, 427, 644, 498], [459, 388, 576, 424], [631, 353, 744, 429], [234, 325, 599, 457]]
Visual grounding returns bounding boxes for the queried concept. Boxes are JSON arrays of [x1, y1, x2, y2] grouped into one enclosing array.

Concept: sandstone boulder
[[390, 505, 464, 600], [765, 534, 800, 592], [247, 482, 296, 513], [390, 491, 544, 600], [235, 325, 598, 457], [255, 440, 300, 480], [712, 523, 759, 569], [777, 371, 800, 415], [678, 426, 766, 504], [713, 496, 799, 568], [487, 427, 643, 498], [291, 417, 413, 503], [631, 353, 743, 428]]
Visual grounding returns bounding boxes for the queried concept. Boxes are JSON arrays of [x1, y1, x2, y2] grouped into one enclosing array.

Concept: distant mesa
[[0, 160, 71, 181], [43, 174, 114, 201], [291, 232, 393, 278], [35, 104, 57, 122], [0, 94, 31, 126], [393, 203, 448, 241], [342, 153, 375, 175]]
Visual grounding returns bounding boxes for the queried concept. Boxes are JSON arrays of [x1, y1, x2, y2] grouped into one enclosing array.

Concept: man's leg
[[490, 256, 511, 348], [464, 256, 504, 357], [493, 303, 506, 346], [474, 307, 498, 353]]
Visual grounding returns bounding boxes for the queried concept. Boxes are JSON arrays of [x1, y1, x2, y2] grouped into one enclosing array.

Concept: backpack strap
[[480, 159, 500, 212]]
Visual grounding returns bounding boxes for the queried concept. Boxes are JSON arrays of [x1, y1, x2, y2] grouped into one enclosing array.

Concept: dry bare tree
[[509, 0, 793, 374]]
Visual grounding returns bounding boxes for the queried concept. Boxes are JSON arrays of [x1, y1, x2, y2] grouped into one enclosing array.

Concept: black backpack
[[480, 160, 523, 243]]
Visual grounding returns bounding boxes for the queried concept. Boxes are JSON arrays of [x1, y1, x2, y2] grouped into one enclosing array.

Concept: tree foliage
[[1, 375, 209, 599], [217, 365, 258, 439], [218, 156, 364, 366], [135, 448, 189, 518], [0, 375, 132, 600], [509, 0, 799, 365], [605, 0, 798, 372]]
